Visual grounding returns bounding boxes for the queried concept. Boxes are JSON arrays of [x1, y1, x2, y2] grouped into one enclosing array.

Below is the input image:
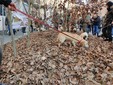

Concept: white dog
[[57, 32, 89, 48], [58, 25, 64, 31], [80, 32, 88, 40]]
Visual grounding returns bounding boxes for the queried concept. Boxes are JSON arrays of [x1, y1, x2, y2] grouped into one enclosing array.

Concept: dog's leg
[[57, 38, 62, 47], [72, 41, 76, 47], [58, 37, 66, 47], [58, 43, 61, 47], [57, 37, 61, 47], [67, 41, 71, 47], [70, 42, 73, 47]]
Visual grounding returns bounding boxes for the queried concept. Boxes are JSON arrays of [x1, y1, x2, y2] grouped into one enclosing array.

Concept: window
[[0, 5, 6, 16]]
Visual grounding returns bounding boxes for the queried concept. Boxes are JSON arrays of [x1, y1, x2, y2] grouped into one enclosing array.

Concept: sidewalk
[[0, 30, 24, 45]]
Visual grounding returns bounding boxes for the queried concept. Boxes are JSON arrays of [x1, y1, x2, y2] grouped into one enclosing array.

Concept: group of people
[[77, 1, 113, 42], [5, 16, 31, 36], [53, 0, 113, 42], [78, 1, 113, 42]]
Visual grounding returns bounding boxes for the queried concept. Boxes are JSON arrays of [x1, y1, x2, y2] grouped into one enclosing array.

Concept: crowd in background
[[52, 0, 113, 42], [4, 0, 113, 42]]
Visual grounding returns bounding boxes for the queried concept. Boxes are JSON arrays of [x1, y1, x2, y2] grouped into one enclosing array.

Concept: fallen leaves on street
[[0, 30, 113, 85]]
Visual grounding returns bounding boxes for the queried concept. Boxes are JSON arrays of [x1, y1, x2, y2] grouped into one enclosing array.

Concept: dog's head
[[80, 32, 88, 40], [58, 25, 63, 31], [80, 40, 89, 48]]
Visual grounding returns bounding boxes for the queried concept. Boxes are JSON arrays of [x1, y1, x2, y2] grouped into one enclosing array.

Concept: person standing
[[0, 0, 16, 11], [0, 0, 16, 71], [86, 12, 91, 33], [21, 21, 27, 34], [102, 1, 113, 42], [5, 17, 16, 35], [92, 13, 100, 36]]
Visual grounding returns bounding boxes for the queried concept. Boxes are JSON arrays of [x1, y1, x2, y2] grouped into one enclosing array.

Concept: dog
[[58, 25, 64, 31], [80, 32, 88, 40], [57, 32, 89, 48]]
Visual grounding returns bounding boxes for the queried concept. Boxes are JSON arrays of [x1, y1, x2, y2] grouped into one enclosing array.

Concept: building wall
[[12, 0, 28, 13], [0, 5, 5, 16]]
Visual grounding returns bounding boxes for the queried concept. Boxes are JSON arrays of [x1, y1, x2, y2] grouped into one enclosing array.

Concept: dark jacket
[[102, 6, 113, 40], [104, 6, 113, 27], [92, 16, 101, 26], [0, 0, 11, 7]]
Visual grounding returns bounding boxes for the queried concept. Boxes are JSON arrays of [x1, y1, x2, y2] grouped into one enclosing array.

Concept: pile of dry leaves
[[0, 30, 113, 85]]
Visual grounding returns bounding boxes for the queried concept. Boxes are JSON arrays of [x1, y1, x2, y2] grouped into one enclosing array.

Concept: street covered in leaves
[[0, 0, 113, 84], [0, 30, 113, 85]]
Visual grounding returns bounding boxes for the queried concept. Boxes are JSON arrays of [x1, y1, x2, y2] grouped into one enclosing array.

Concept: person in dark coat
[[102, 1, 113, 42], [0, 0, 16, 72], [0, 0, 16, 11]]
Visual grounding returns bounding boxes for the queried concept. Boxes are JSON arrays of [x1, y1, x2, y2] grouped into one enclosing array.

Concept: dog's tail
[[80, 32, 88, 40]]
